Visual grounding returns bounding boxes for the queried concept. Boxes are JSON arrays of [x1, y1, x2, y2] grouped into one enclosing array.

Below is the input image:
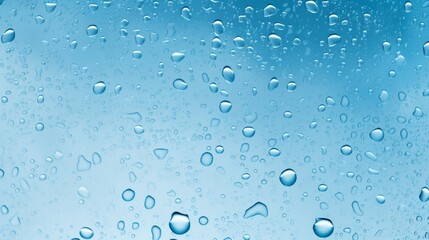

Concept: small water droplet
[[279, 168, 297, 186], [200, 152, 214, 166], [79, 227, 94, 239], [376, 194, 385, 204], [45, 2, 57, 13], [173, 79, 188, 90], [1, 28, 15, 43], [369, 128, 384, 142], [243, 202, 268, 218], [328, 34, 341, 47], [263, 4, 277, 17], [305, 1, 319, 13], [181, 7, 192, 20], [169, 212, 190, 235], [151, 225, 161, 240], [153, 148, 168, 160], [86, 25, 98, 37], [242, 126, 255, 138], [340, 145, 352, 155], [424, 42, 429, 56], [35, 123, 44, 131], [268, 78, 279, 91], [171, 52, 185, 62], [219, 100, 232, 113], [122, 188, 135, 202], [268, 33, 282, 48], [198, 216, 209, 225], [419, 187, 429, 202], [144, 195, 156, 209], [134, 125, 145, 134]]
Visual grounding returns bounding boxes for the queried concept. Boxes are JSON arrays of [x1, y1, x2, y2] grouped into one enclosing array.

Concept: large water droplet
[[419, 187, 429, 202], [79, 227, 94, 239], [313, 218, 334, 238], [369, 128, 384, 142], [86, 25, 98, 37], [200, 152, 214, 166], [305, 1, 319, 13], [93, 81, 106, 94], [243, 202, 268, 218], [279, 168, 297, 186], [122, 188, 135, 202], [1, 28, 15, 43], [327, 34, 341, 47], [222, 66, 235, 83], [219, 100, 232, 113], [169, 212, 190, 235], [173, 79, 188, 90]]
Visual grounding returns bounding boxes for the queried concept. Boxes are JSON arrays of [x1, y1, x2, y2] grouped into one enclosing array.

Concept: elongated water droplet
[[279, 168, 297, 186], [151, 225, 161, 240], [171, 52, 185, 62], [243, 202, 268, 218], [1, 28, 15, 43], [268, 77, 279, 91], [169, 212, 190, 235], [79, 227, 94, 239], [419, 187, 429, 202], [144, 195, 156, 209], [313, 218, 334, 238], [173, 79, 188, 90], [200, 152, 214, 166], [305, 1, 319, 13], [351, 201, 364, 216], [222, 66, 235, 83], [212, 20, 224, 35]]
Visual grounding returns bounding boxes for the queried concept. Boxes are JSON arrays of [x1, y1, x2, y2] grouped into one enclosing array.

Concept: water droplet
[[151, 225, 161, 240], [376, 195, 385, 204], [305, 1, 319, 13], [153, 148, 168, 160], [382, 41, 391, 52], [242, 126, 255, 138], [268, 148, 281, 157], [318, 184, 328, 192], [268, 33, 282, 48], [263, 4, 277, 17], [404, 1, 413, 12], [369, 128, 384, 142], [379, 90, 389, 102], [78, 187, 91, 198], [173, 79, 188, 90], [135, 34, 145, 45], [79, 227, 94, 239], [279, 168, 297, 186], [117, 220, 125, 230], [198, 216, 209, 225], [122, 188, 135, 202], [424, 42, 429, 56], [222, 66, 235, 83], [351, 201, 364, 216], [328, 34, 341, 47], [45, 2, 57, 13], [340, 145, 352, 155], [219, 100, 232, 113], [419, 187, 429, 202], [413, 107, 423, 118], [1, 28, 15, 43], [1, 205, 9, 214], [313, 218, 334, 238], [132, 50, 142, 59], [86, 25, 98, 37], [233, 36, 245, 48], [287, 81, 297, 91], [268, 78, 279, 91], [181, 7, 192, 20], [134, 125, 144, 134], [243, 202, 268, 218], [200, 152, 214, 166], [212, 20, 224, 35], [144, 195, 156, 209], [171, 52, 185, 63], [35, 123, 44, 131], [93, 81, 106, 94], [169, 212, 190, 235]]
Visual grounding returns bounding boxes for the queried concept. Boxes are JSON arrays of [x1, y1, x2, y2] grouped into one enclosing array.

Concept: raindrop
[[219, 100, 232, 113], [181, 7, 192, 20], [212, 20, 224, 35], [93, 81, 106, 94], [369, 128, 384, 142], [79, 227, 94, 239], [153, 148, 168, 160], [268, 33, 282, 48], [1, 28, 15, 43], [313, 218, 334, 238], [279, 169, 297, 186], [268, 78, 279, 91], [419, 187, 429, 202], [242, 126, 255, 138], [86, 25, 98, 37], [243, 202, 268, 218], [222, 66, 235, 83], [340, 145, 352, 155], [305, 1, 319, 13], [122, 188, 135, 202], [328, 34, 341, 47], [145, 195, 156, 209], [169, 212, 190, 235], [200, 152, 214, 166], [173, 79, 188, 90], [171, 52, 185, 62]]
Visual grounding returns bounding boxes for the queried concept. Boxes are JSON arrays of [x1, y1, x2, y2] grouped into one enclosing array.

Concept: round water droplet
[[376, 194, 385, 204], [35, 123, 44, 131], [134, 125, 145, 134], [122, 188, 135, 202], [313, 218, 334, 238], [171, 52, 185, 63], [1, 28, 15, 43], [268, 33, 282, 48], [79, 227, 94, 239], [279, 168, 297, 186], [419, 187, 429, 202], [305, 1, 319, 13], [93, 81, 106, 94], [340, 145, 352, 155], [369, 128, 384, 142], [222, 66, 235, 83], [242, 126, 255, 138], [219, 100, 232, 113], [200, 152, 214, 166], [173, 79, 188, 90], [86, 25, 98, 37], [198, 216, 209, 225], [169, 212, 190, 235], [328, 34, 341, 47]]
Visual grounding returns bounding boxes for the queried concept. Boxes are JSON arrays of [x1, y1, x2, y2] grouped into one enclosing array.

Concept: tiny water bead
[[369, 128, 384, 142], [198, 216, 209, 225], [219, 100, 232, 113], [376, 195, 386, 204], [93, 81, 106, 94], [134, 125, 144, 134], [122, 188, 135, 202], [1, 28, 16, 43], [340, 145, 352, 155], [242, 126, 255, 138], [200, 152, 214, 166], [86, 25, 98, 37], [169, 212, 190, 235], [419, 187, 429, 202], [222, 66, 235, 83], [279, 168, 297, 187], [313, 218, 334, 238], [79, 227, 94, 239], [173, 78, 188, 90], [35, 123, 45, 131]]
